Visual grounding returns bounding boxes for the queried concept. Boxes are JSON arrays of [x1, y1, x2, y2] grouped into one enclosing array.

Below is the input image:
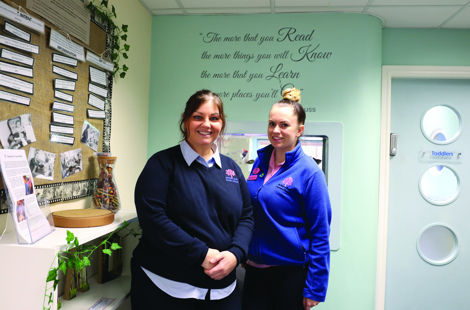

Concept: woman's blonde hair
[[274, 87, 306, 125]]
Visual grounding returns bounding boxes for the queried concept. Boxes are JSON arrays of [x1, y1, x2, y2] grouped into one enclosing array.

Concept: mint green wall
[[383, 29, 470, 65], [149, 13, 382, 309]]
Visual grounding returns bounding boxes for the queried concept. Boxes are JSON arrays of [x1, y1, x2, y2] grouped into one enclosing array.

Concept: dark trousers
[[130, 258, 242, 310], [242, 264, 308, 310]]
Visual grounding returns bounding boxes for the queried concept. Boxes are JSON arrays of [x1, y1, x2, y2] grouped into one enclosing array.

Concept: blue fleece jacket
[[247, 142, 331, 302], [133, 145, 254, 289]]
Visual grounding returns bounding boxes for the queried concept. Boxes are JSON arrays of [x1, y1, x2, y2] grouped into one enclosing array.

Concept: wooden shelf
[[0, 209, 137, 310], [0, 209, 137, 248]]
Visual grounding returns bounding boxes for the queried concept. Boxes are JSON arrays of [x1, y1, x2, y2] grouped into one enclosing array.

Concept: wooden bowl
[[52, 209, 114, 228]]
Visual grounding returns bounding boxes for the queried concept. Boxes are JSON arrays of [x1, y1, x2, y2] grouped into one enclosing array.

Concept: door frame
[[376, 65, 470, 310]]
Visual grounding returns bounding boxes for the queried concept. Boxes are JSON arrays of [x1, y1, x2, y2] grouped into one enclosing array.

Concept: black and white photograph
[[0, 189, 8, 214], [53, 184, 63, 202], [0, 113, 36, 149], [42, 186, 54, 201], [62, 182, 73, 200], [35, 186, 44, 203], [88, 179, 98, 196], [80, 120, 100, 151], [34, 183, 64, 205], [28, 147, 56, 180], [72, 181, 89, 198], [82, 180, 91, 197], [60, 148, 83, 179]]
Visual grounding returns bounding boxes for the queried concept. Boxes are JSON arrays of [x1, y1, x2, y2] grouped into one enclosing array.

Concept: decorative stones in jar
[[91, 156, 120, 212]]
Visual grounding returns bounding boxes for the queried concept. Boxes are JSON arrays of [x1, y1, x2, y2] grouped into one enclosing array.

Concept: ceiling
[[138, 0, 470, 29]]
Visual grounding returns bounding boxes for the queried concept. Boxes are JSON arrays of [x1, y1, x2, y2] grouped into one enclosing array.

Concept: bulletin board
[[0, 0, 115, 211]]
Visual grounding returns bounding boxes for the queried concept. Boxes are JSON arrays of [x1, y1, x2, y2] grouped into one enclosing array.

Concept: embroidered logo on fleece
[[248, 167, 261, 181], [276, 177, 293, 192], [225, 169, 239, 183], [283, 177, 293, 187]]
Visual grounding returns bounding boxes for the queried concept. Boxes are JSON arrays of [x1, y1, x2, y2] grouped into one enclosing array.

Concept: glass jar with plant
[[43, 221, 141, 310]]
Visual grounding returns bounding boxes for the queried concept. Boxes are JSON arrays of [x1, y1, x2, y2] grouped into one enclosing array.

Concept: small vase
[[77, 255, 89, 293], [91, 156, 120, 212]]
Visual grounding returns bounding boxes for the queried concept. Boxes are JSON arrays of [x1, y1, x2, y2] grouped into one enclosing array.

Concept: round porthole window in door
[[421, 105, 461, 144], [417, 223, 459, 266], [418, 165, 460, 206]]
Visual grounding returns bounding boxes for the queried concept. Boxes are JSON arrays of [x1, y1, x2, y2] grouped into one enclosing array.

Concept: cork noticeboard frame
[[0, 0, 114, 206]]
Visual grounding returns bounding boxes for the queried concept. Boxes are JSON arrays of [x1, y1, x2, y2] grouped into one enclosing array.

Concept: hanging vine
[[86, 0, 130, 79]]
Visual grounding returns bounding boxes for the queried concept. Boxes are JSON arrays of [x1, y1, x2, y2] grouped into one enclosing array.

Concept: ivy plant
[[86, 0, 130, 79], [42, 221, 140, 310]]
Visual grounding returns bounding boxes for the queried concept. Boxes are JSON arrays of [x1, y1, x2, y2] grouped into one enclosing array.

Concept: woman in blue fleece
[[242, 88, 331, 310], [131, 90, 254, 309]]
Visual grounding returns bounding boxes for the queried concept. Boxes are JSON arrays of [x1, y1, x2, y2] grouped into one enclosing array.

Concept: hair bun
[[282, 87, 301, 102]]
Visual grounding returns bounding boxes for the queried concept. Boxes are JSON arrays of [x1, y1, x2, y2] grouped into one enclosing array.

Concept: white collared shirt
[[140, 140, 236, 300], [142, 267, 236, 300], [180, 139, 222, 168]]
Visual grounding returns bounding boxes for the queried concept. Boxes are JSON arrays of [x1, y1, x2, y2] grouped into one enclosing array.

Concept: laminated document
[[0, 149, 54, 244]]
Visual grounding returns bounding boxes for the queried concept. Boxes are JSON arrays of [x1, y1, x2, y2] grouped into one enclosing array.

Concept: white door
[[384, 76, 470, 309]]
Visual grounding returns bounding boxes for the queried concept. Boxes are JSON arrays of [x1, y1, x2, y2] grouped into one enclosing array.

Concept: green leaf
[[123, 65, 129, 71], [66, 231, 74, 244], [112, 5, 117, 18], [121, 34, 127, 41], [123, 53, 128, 59], [112, 53, 118, 60], [58, 260, 67, 275], [53, 278, 60, 290], [101, 0, 108, 8], [48, 292, 53, 303], [122, 25, 128, 32], [74, 237, 79, 248], [95, 9, 102, 17], [103, 249, 112, 256], [111, 243, 122, 250], [82, 256, 91, 267], [120, 72, 127, 79], [124, 44, 130, 51], [46, 269, 57, 282]]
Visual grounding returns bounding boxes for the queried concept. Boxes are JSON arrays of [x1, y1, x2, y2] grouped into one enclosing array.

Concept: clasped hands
[[201, 248, 237, 280]]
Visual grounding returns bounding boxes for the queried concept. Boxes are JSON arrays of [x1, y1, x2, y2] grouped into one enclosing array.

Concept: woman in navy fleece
[[242, 88, 332, 310], [131, 90, 254, 309]]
